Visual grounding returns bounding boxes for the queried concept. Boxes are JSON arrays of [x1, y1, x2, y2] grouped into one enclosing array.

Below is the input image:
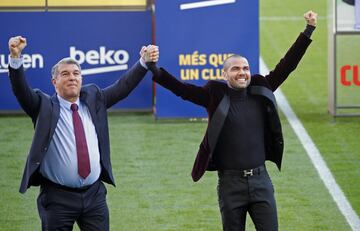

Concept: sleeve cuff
[[9, 56, 23, 69], [303, 24, 316, 38], [139, 57, 148, 69]]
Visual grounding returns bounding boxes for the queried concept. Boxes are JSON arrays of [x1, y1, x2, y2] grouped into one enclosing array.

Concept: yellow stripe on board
[[0, 0, 146, 7], [48, 0, 146, 7], [0, 0, 45, 7]]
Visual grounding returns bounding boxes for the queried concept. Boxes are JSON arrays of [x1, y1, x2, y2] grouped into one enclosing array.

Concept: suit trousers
[[37, 179, 109, 231], [217, 167, 278, 231]]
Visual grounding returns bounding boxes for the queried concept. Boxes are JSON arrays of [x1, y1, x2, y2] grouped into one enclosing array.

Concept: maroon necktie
[[71, 103, 91, 179]]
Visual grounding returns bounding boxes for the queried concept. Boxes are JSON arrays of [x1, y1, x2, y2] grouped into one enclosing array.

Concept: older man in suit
[[8, 36, 158, 230], [148, 10, 317, 231]]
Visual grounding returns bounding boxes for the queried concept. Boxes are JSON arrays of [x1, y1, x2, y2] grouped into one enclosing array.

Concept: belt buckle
[[243, 169, 254, 177]]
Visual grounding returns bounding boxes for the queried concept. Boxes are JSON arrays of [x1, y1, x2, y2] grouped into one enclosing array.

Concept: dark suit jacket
[[152, 33, 312, 182], [9, 61, 148, 193]]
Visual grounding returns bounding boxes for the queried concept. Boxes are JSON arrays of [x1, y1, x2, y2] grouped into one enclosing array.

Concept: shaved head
[[223, 54, 246, 71]]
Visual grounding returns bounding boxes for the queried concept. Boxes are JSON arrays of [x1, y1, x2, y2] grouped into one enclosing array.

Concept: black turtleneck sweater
[[213, 88, 266, 170]]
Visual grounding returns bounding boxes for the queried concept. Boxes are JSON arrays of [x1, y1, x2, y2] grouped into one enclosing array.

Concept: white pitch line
[[180, 0, 235, 10], [260, 56, 360, 231]]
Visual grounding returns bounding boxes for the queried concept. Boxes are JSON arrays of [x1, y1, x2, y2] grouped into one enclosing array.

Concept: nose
[[237, 68, 245, 75], [68, 73, 79, 81]]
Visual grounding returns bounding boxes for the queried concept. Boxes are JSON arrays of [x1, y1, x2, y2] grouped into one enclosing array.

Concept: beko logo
[[0, 46, 129, 76], [70, 46, 129, 75]]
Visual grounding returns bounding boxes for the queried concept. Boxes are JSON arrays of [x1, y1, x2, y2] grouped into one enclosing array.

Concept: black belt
[[218, 165, 266, 178], [42, 177, 97, 193]]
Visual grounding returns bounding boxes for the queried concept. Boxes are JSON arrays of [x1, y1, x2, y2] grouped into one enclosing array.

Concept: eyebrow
[[231, 65, 249, 69], [60, 69, 80, 74]]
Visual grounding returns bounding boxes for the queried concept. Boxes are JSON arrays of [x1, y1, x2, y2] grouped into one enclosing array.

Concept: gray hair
[[51, 57, 81, 79], [223, 54, 246, 71]]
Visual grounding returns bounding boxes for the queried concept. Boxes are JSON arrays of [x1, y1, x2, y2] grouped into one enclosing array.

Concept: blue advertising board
[[0, 11, 152, 111], [155, 0, 259, 118]]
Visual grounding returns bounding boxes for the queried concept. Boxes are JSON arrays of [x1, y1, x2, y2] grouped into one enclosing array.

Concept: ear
[[222, 70, 228, 81], [51, 78, 57, 87]]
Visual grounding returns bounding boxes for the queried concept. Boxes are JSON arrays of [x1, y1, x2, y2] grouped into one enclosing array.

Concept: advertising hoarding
[[155, 0, 259, 118], [0, 11, 152, 111]]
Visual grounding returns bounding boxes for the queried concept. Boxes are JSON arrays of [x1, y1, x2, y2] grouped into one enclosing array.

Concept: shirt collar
[[57, 95, 80, 111]]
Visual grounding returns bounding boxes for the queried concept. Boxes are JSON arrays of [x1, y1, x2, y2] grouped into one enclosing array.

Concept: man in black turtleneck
[[148, 10, 317, 231]]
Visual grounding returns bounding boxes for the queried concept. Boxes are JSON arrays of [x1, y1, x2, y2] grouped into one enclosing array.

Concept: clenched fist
[[8, 36, 27, 58], [140, 45, 159, 63], [304, 10, 317, 27]]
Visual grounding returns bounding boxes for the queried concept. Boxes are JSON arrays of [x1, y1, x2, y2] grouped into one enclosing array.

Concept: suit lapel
[[80, 90, 102, 140], [49, 95, 60, 140], [207, 93, 230, 155], [80, 90, 98, 123], [248, 86, 277, 107]]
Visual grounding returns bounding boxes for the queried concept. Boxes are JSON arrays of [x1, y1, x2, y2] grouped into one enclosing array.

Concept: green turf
[[0, 0, 359, 230], [0, 113, 351, 230]]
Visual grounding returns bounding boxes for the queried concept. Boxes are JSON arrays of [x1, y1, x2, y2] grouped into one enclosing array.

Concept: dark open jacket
[[152, 33, 312, 181], [9, 61, 148, 193]]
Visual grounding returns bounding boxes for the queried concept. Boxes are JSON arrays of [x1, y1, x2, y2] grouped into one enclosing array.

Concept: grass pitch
[[0, 0, 359, 230]]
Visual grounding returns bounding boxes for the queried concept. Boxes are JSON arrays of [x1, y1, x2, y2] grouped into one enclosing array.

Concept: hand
[[304, 10, 317, 27], [140, 44, 159, 63], [8, 36, 27, 58]]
